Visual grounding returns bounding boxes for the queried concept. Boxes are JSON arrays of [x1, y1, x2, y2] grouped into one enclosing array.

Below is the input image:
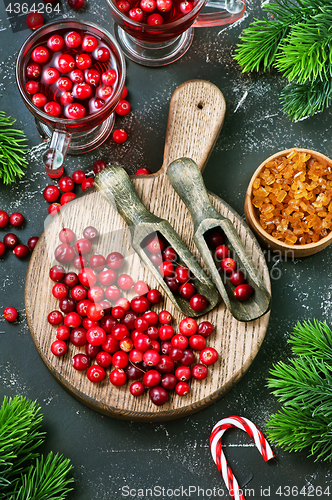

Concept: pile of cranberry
[[0, 210, 39, 258], [48, 225, 219, 406], [25, 28, 127, 121], [143, 232, 209, 313], [205, 230, 254, 301], [116, 0, 197, 25]]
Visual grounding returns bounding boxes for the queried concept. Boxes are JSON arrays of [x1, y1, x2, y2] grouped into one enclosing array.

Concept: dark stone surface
[[1, 0, 332, 498]]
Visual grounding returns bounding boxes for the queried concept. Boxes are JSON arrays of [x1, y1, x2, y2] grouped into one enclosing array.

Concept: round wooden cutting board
[[25, 80, 271, 421]]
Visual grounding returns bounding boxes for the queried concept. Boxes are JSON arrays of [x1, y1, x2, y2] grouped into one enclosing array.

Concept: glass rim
[[16, 18, 126, 127]]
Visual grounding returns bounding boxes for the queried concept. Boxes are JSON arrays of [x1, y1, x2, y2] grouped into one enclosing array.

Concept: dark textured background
[[1, 0, 332, 498]]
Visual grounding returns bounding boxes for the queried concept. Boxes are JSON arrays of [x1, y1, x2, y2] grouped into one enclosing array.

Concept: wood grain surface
[[25, 80, 271, 421]]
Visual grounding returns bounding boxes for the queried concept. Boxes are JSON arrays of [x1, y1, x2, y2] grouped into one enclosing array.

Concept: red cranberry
[[78, 268, 97, 287], [162, 246, 178, 261], [164, 276, 179, 292], [72, 170, 86, 184], [161, 341, 172, 355], [81, 178, 94, 191], [64, 311, 81, 328], [44, 101, 62, 117], [112, 350, 129, 369], [3, 306, 18, 322], [158, 325, 174, 341], [115, 99, 131, 116], [72, 353, 90, 371], [102, 334, 119, 353], [56, 325, 71, 341], [131, 296, 150, 314], [234, 284, 254, 301], [83, 226, 99, 242], [59, 297, 76, 314], [48, 310, 63, 326], [143, 311, 159, 326], [86, 326, 106, 346], [47, 34, 65, 51], [43, 185, 60, 202], [169, 346, 184, 361], [87, 365, 106, 383], [51, 340, 67, 357], [115, 298, 130, 311], [27, 236, 39, 251], [48, 203, 61, 216], [26, 80, 40, 94], [85, 343, 101, 358], [136, 168, 151, 175], [32, 93, 47, 108], [32, 46, 49, 63], [52, 282, 68, 299], [76, 53, 92, 70], [221, 257, 236, 274], [200, 347, 219, 365], [70, 327, 87, 347], [140, 0, 156, 11], [112, 305, 125, 320], [146, 326, 159, 340], [109, 368, 126, 386], [59, 177, 75, 193], [179, 349, 195, 366], [9, 212, 24, 227], [207, 231, 224, 248], [13, 244, 29, 258], [178, 282, 195, 299], [147, 13, 163, 24], [0, 210, 9, 228], [0, 242, 6, 257], [73, 82, 92, 100], [59, 228, 76, 244], [43, 67, 59, 85], [229, 270, 245, 286], [99, 269, 117, 287], [134, 317, 149, 332], [143, 369, 161, 388], [54, 243, 75, 264], [89, 254, 106, 273], [82, 35, 98, 52], [92, 160, 107, 175], [75, 238, 92, 255], [73, 255, 87, 269], [155, 355, 174, 374], [69, 69, 84, 83], [117, 0, 131, 12], [64, 272, 79, 288], [82, 318, 98, 330], [159, 310, 172, 324], [179, 0, 193, 13], [161, 374, 177, 391], [76, 299, 92, 317], [134, 280, 149, 296], [179, 317, 198, 336], [215, 245, 229, 261], [85, 68, 101, 85], [149, 386, 168, 406], [175, 381, 190, 396], [156, 0, 172, 11], [149, 252, 163, 266], [86, 302, 104, 321], [160, 261, 174, 278], [117, 274, 133, 290], [190, 294, 208, 313], [146, 234, 165, 254], [197, 321, 214, 338], [113, 129, 128, 144], [105, 285, 120, 301], [192, 363, 208, 380], [26, 62, 41, 79], [189, 334, 206, 351], [175, 365, 191, 382], [96, 351, 112, 368], [119, 337, 134, 352], [101, 69, 117, 86], [64, 103, 86, 119], [106, 251, 124, 270], [26, 12, 44, 30], [64, 31, 82, 49], [49, 265, 66, 282], [68, 0, 85, 8], [94, 46, 110, 62], [130, 381, 145, 396], [4, 233, 19, 250], [143, 350, 160, 367], [171, 334, 188, 349], [175, 265, 191, 283]]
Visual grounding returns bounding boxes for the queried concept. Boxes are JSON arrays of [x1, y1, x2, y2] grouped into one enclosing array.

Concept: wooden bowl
[[244, 148, 332, 257]]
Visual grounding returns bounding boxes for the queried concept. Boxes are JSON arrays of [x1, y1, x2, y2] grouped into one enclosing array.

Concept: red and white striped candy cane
[[210, 416, 275, 500]]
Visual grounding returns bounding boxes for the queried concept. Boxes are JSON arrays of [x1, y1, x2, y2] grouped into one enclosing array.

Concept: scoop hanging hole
[[197, 101, 204, 110]]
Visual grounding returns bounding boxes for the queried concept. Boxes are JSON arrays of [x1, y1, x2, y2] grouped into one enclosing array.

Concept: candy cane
[[210, 416, 275, 500]]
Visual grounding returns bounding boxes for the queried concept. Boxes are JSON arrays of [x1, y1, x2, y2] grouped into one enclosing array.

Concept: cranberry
[[64, 311, 81, 328], [112, 129, 128, 144], [85, 344, 101, 358], [76, 299, 92, 317], [101, 70, 117, 86], [27, 236, 39, 251], [97, 85, 113, 100], [175, 265, 191, 283], [149, 252, 163, 266], [73, 82, 92, 100], [59, 297, 76, 314], [234, 284, 254, 301], [59, 177, 75, 193], [169, 346, 184, 361], [149, 386, 168, 406], [86, 326, 106, 346], [100, 300, 111, 314], [72, 353, 90, 371], [119, 337, 134, 352], [189, 334, 206, 351], [94, 46, 111, 62], [133, 333, 151, 352], [26, 62, 41, 79], [129, 349, 143, 364], [48, 203, 61, 216], [44, 101, 62, 117], [180, 349, 195, 366], [26, 12, 44, 30], [59, 228, 76, 244], [106, 251, 124, 270], [158, 325, 174, 341], [131, 296, 150, 314], [32, 46, 49, 64], [49, 265, 66, 282], [129, 7, 144, 20], [105, 285, 120, 301], [69, 69, 84, 83], [113, 324, 130, 340], [89, 253, 106, 272], [190, 294, 208, 313], [87, 365, 105, 383], [26, 80, 40, 94], [115, 99, 131, 116], [162, 246, 177, 262], [32, 93, 47, 108], [3, 306, 18, 322], [175, 381, 190, 396], [0, 210, 9, 228], [143, 310, 159, 326], [96, 351, 112, 368], [82, 226, 98, 242], [87, 285, 104, 304], [70, 327, 87, 347], [175, 365, 191, 382], [117, 0, 131, 11], [147, 13, 163, 24], [140, 0, 156, 10], [229, 270, 245, 286], [136, 168, 151, 175], [76, 54, 92, 70], [134, 317, 149, 332], [98, 270, 117, 288], [109, 368, 126, 386], [117, 274, 133, 290], [51, 340, 67, 357], [43, 67, 59, 86], [85, 68, 101, 86], [65, 103, 86, 120], [0, 242, 5, 257], [73, 255, 87, 269], [146, 234, 165, 254], [178, 282, 195, 300], [56, 325, 71, 341], [82, 318, 98, 330], [9, 212, 24, 227], [81, 178, 94, 191], [54, 243, 75, 264], [86, 303, 104, 321], [102, 334, 119, 353], [159, 310, 172, 324], [133, 280, 149, 296], [64, 31, 82, 49], [215, 245, 229, 261], [155, 355, 174, 374], [112, 350, 129, 369], [43, 185, 60, 202], [47, 34, 65, 51], [143, 369, 161, 388], [221, 257, 236, 274], [4, 233, 19, 250], [179, 317, 198, 336], [179, 0, 193, 13], [92, 160, 107, 175], [78, 268, 97, 287], [13, 244, 29, 258], [112, 305, 125, 320], [63, 273, 78, 289], [156, 0, 172, 11], [74, 238, 91, 256], [68, 0, 85, 8], [200, 347, 219, 365], [52, 282, 68, 299], [171, 334, 188, 349], [115, 298, 131, 311], [197, 321, 214, 338], [72, 170, 86, 184], [160, 261, 174, 278], [143, 350, 160, 367], [48, 310, 63, 326], [192, 363, 208, 380], [82, 35, 98, 52], [146, 326, 159, 340], [164, 277, 179, 293], [160, 341, 172, 355], [161, 374, 177, 391], [130, 381, 145, 396], [206, 231, 223, 249]]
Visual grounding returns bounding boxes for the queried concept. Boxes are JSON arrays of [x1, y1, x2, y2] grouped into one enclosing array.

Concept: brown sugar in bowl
[[244, 148, 332, 257]]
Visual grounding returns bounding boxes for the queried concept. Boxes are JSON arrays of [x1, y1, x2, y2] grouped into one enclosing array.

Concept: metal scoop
[[95, 165, 221, 317], [166, 157, 271, 322]]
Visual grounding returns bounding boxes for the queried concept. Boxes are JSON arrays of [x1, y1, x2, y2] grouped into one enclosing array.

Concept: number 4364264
[[6, 3, 61, 14]]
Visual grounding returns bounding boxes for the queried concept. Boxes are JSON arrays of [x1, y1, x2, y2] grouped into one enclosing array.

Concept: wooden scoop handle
[[160, 80, 226, 173]]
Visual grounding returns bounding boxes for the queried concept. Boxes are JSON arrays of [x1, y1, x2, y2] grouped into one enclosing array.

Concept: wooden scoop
[[167, 158, 271, 321], [94, 165, 220, 317]]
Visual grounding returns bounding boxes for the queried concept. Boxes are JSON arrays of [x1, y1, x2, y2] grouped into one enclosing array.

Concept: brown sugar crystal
[[252, 150, 332, 245]]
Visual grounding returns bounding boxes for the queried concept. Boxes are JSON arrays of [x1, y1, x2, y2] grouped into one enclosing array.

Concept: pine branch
[[281, 78, 332, 121], [266, 407, 332, 461], [0, 397, 45, 492], [289, 320, 332, 361], [267, 356, 332, 417], [13, 452, 74, 500], [0, 111, 28, 185]]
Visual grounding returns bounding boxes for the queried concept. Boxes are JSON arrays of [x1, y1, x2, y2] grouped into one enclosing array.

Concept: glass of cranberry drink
[[105, 0, 245, 66], [16, 19, 126, 176]]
